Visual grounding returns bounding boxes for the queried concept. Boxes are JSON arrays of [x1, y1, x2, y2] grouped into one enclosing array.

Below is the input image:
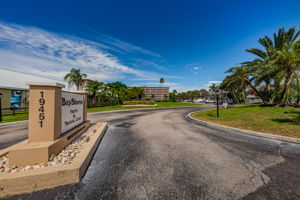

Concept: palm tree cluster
[[220, 27, 300, 106], [64, 68, 145, 107], [85, 81, 146, 107]]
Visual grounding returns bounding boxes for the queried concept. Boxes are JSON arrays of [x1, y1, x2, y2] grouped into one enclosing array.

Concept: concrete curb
[[0, 120, 28, 128], [187, 110, 300, 144], [0, 122, 108, 198]]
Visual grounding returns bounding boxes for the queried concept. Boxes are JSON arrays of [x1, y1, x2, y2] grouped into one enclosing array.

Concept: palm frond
[[258, 37, 273, 50], [246, 48, 267, 59]]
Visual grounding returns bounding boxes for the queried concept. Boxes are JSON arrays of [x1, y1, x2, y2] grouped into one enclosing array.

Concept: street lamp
[[215, 90, 220, 118], [0, 93, 2, 122]]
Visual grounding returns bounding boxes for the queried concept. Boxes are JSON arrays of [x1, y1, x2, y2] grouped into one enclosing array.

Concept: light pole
[[215, 90, 220, 118], [0, 93, 2, 122]]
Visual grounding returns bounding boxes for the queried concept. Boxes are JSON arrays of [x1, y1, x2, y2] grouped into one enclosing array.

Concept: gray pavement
[[1, 106, 300, 199]]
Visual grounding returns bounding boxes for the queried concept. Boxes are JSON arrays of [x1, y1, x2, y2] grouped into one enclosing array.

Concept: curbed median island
[[87, 101, 202, 112], [0, 82, 108, 198], [189, 104, 300, 139], [0, 123, 105, 174], [0, 122, 107, 197]]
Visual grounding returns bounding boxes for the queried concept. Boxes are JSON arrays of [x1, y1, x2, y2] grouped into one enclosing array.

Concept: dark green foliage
[[85, 81, 145, 107], [221, 27, 300, 106]]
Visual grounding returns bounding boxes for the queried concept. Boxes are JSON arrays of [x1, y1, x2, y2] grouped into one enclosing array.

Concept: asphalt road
[[1, 106, 300, 200]]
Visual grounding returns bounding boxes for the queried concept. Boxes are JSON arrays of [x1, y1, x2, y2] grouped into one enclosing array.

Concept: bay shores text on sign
[[61, 92, 84, 134]]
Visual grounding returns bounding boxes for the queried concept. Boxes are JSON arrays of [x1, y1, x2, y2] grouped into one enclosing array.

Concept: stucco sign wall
[[61, 92, 84, 134]]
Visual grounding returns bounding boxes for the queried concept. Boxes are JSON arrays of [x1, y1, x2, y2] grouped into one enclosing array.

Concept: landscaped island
[[87, 102, 201, 112], [1, 102, 201, 123], [191, 104, 300, 138]]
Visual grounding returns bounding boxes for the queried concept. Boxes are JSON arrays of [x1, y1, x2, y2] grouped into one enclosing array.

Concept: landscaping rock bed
[[0, 123, 102, 174]]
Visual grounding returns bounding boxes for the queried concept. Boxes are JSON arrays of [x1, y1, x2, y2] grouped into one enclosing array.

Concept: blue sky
[[0, 0, 299, 91]]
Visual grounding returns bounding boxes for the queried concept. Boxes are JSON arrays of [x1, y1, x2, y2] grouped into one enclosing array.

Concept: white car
[[205, 99, 216, 103], [194, 98, 205, 103]]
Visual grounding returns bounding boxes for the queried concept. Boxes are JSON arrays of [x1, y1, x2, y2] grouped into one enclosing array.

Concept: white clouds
[[202, 80, 222, 89], [131, 58, 167, 70], [186, 63, 202, 75], [208, 81, 222, 84], [93, 33, 162, 58], [0, 21, 165, 82]]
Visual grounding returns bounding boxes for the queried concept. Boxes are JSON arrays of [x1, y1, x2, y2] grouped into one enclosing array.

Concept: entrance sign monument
[[8, 82, 90, 167], [0, 82, 108, 197]]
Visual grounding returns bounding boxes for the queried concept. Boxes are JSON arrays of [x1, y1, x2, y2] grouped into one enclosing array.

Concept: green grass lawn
[[1, 112, 29, 123], [1, 102, 201, 123], [191, 104, 300, 138]]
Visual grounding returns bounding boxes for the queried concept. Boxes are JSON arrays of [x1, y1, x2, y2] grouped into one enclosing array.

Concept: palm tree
[[220, 75, 242, 104], [209, 83, 218, 93], [221, 65, 267, 104], [64, 68, 87, 91], [270, 42, 300, 106], [245, 27, 300, 106], [85, 80, 103, 105], [159, 78, 165, 87], [291, 71, 300, 105]]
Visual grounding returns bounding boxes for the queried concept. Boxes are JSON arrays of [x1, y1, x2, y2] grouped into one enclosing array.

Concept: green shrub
[[123, 100, 155, 105], [155, 99, 177, 102]]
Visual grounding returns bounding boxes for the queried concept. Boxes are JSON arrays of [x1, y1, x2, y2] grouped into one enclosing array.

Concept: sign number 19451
[[39, 91, 45, 127]]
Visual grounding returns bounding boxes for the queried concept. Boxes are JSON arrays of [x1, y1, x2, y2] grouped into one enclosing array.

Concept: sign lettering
[[38, 91, 45, 127], [61, 92, 83, 134]]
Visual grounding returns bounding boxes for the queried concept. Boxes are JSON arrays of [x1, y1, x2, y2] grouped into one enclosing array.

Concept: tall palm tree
[[64, 68, 87, 91], [270, 42, 300, 106], [245, 27, 300, 106], [159, 78, 165, 87]]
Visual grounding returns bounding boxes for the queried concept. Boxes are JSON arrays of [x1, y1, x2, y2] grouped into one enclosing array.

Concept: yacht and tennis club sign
[[61, 92, 84, 134], [8, 82, 90, 167]]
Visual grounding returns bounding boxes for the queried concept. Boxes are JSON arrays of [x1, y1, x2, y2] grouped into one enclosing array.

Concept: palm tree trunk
[[243, 77, 267, 104], [231, 91, 240, 104], [280, 68, 293, 106], [93, 95, 97, 105], [297, 82, 300, 105], [265, 79, 271, 92]]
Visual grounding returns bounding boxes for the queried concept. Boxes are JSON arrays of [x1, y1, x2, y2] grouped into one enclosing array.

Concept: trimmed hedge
[[123, 100, 155, 105]]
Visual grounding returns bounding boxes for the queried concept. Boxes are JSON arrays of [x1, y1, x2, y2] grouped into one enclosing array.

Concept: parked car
[[194, 98, 205, 103], [205, 99, 216, 103]]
